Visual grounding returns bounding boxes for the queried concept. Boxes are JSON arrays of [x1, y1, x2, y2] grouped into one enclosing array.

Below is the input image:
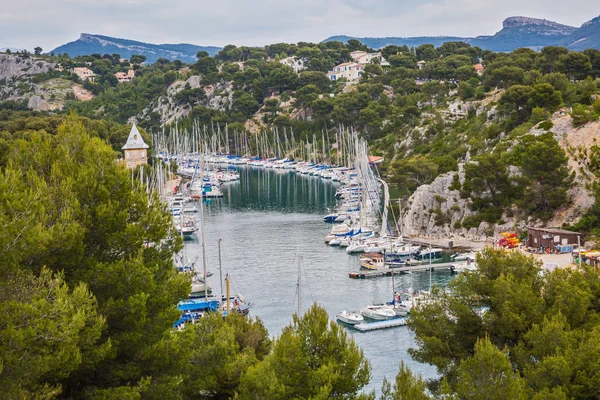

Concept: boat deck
[[354, 318, 407, 331], [349, 262, 463, 279]]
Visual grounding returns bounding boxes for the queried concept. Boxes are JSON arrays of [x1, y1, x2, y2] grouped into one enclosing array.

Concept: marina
[[146, 126, 473, 391], [173, 165, 454, 391]]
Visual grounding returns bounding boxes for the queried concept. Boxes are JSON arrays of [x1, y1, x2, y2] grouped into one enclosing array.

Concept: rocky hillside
[[400, 111, 600, 241], [138, 75, 233, 125], [0, 54, 93, 111], [51, 34, 221, 63], [0, 53, 55, 80]]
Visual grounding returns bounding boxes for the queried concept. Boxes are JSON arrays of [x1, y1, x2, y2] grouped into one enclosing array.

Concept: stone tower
[[122, 124, 149, 169]]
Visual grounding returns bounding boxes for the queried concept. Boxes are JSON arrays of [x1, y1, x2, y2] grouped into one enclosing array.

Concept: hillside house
[[416, 61, 427, 70], [115, 69, 135, 83], [72, 67, 95, 82], [122, 124, 149, 169], [350, 50, 390, 66], [474, 63, 485, 76], [279, 56, 306, 73], [327, 62, 363, 82]]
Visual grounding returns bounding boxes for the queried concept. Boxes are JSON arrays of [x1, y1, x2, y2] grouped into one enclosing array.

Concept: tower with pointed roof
[[122, 124, 149, 169]]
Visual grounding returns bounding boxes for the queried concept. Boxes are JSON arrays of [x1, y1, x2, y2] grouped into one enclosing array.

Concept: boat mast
[[225, 273, 231, 314], [429, 244, 433, 292], [297, 255, 302, 315], [199, 154, 208, 298], [218, 238, 223, 299]]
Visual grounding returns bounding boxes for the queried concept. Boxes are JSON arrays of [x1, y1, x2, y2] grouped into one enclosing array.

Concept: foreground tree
[[238, 304, 372, 399], [0, 268, 106, 398], [409, 249, 600, 398]]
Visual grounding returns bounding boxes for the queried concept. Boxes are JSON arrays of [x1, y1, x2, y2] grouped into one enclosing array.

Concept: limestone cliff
[[139, 75, 233, 125], [400, 113, 600, 239], [0, 54, 92, 111]]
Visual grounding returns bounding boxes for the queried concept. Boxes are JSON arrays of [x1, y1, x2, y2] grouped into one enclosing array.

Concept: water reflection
[[188, 166, 442, 392]]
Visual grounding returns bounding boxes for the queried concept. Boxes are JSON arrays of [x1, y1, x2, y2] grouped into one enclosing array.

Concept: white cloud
[[1, 0, 597, 51]]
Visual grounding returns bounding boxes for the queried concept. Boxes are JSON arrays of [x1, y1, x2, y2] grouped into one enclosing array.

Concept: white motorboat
[[451, 252, 477, 261], [175, 218, 197, 237], [329, 238, 342, 246], [360, 305, 397, 321], [336, 310, 364, 325]]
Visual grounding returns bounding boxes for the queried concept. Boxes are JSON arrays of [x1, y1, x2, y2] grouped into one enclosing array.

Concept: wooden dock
[[349, 262, 459, 279], [354, 318, 407, 331]]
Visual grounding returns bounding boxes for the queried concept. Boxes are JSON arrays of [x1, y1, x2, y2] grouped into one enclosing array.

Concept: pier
[[354, 318, 407, 331], [349, 262, 461, 279]]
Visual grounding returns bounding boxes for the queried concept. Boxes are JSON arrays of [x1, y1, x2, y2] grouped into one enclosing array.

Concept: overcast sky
[[2, 0, 598, 51]]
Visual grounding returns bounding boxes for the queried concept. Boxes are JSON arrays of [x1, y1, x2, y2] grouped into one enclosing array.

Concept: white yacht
[[360, 305, 397, 321]]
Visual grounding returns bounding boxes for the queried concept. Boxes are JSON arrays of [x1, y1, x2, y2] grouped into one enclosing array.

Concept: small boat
[[329, 237, 342, 246], [451, 252, 477, 261], [175, 218, 197, 237], [336, 310, 364, 325], [360, 305, 397, 321], [346, 240, 366, 253], [360, 253, 384, 270], [416, 247, 443, 260], [323, 214, 338, 223]]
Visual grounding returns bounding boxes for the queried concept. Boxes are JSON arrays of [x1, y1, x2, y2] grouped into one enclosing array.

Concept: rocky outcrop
[[400, 164, 525, 240], [502, 17, 576, 32], [401, 113, 600, 240], [139, 75, 233, 126], [0, 55, 93, 111], [0, 54, 55, 81]]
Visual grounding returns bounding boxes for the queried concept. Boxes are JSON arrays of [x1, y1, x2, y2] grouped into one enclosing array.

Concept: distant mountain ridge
[[51, 34, 221, 63], [323, 15, 600, 51]]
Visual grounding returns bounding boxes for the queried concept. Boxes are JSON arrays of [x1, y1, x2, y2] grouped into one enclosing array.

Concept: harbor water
[[185, 166, 452, 393]]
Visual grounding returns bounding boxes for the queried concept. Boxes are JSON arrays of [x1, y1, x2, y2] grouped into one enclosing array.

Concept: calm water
[[185, 167, 451, 393]]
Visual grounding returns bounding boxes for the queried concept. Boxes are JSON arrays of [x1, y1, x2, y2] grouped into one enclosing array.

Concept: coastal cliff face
[[400, 113, 600, 240], [400, 165, 521, 240]]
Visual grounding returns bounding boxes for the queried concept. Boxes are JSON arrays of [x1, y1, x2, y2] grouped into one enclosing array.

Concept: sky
[[2, 0, 598, 51]]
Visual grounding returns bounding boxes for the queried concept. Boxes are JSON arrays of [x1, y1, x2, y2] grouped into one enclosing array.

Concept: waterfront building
[[526, 227, 584, 251], [122, 124, 149, 169]]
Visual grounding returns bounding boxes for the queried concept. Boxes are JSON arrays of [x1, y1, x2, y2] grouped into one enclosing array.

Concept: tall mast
[[218, 239, 223, 299], [199, 154, 208, 298], [297, 255, 302, 315]]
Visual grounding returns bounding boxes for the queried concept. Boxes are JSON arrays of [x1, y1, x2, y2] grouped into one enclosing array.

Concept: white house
[[279, 56, 306, 73], [327, 62, 363, 82], [122, 124, 149, 169], [350, 51, 390, 66], [72, 67, 95, 82]]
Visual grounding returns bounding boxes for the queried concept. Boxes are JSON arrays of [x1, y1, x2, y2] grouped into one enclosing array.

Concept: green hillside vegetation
[[6, 42, 600, 229]]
